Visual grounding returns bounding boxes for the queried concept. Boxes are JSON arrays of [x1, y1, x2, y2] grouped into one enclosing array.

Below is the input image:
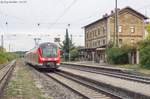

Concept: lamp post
[[34, 23, 41, 47], [68, 24, 71, 62], [116, 0, 119, 47], [1, 21, 8, 52], [115, 0, 119, 47], [37, 23, 40, 46], [6, 22, 10, 52], [34, 38, 41, 48]]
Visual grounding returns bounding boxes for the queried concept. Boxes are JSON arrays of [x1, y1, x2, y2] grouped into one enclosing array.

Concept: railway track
[[0, 62, 9, 70], [27, 64, 121, 99], [26, 63, 150, 99], [0, 60, 16, 96], [61, 64, 150, 84], [58, 67, 150, 99], [45, 72, 120, 99]]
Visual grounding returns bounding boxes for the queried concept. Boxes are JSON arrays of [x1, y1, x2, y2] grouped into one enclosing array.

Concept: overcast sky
[[0, 0, 150, 51]]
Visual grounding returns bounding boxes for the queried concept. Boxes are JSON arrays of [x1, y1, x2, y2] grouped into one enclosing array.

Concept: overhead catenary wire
[[0, 1, 149, 31], [48, 0, 78, 29]]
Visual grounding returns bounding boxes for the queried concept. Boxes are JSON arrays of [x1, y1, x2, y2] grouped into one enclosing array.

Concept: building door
[[131, 51, 137, 64], [99, 53, 104, 63]]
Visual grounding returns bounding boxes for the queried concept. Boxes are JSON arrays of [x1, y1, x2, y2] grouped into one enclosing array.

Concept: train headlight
[[41, 58, 46, 61], [56, 63, 60, 65]]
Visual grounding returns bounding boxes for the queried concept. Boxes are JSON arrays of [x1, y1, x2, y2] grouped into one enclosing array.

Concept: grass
[[0, 52, 18, 64], [3, 60, 51, 99]]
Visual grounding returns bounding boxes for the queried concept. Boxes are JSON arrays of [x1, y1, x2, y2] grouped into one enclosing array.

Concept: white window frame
[[131, 39, 134, 44], [130, 27, 135, 33], [118, 26, 122, 33]]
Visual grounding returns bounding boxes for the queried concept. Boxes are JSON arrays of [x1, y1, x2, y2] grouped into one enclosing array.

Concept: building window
[[99, 40, 101, 46], [86, 33, 88, 39], [93, 31, 94, 37], [98, 29, 100, 35], [89, 32, 91, 38], [103, 27, 105, 35], [119, 26, 122, 33], [131, 39, 134, 44], [130, 27, 135, 33], [96, 30, 98, 36], [93, 42, 95, 47], [103, 39, 105, 45], [95, 41, 97, 47], [95, 30, 96, 36], [119, 39, 122, 44]]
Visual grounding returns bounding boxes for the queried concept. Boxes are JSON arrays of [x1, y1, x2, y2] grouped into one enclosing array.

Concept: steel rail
[[58, 69, 150, 99], [0, 60, 16, 96], [26, 64, 90, 99], [45, 73, 90, 99], [61, 64, 150, 84], [0, 62, 9, 70], [45, 72, 119, 99]]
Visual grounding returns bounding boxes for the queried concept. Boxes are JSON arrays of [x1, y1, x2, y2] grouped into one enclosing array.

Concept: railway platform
[[61, 61, 132, 73]]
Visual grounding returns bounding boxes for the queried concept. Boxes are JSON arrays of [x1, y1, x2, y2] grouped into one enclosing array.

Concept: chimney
[[103, 15, 105, 18], [103, 13, 108, 18], [111, 10, 114, 14], [105, 13, 108, 16], [117, 8, 120, 11]]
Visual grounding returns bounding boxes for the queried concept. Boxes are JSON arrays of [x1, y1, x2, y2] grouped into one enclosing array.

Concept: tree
[[137, 22, 150, 68], [146, 23, 150, 33], [146, 23, 150, 40], [59, 29, 75, 61], [70, 48, 79, 61], [139, 39, 150, 68]]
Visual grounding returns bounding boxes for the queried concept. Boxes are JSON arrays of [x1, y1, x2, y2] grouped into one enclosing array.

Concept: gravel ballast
[[29, 65, 85, 99], [3, 59, 84, 99]]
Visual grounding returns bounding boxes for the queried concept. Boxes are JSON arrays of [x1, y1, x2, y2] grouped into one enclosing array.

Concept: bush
[[5, 52, 17, 61], [0, 52, 17, 64], [139, 40, 150, 68], [0, 53, 8, 64], [106, 46, 130, 64], [70, 48, 79, 61]]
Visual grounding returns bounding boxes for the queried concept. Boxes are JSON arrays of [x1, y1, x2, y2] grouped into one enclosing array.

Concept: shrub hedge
[[139, 40, 150, 68], [0, 52, 17, 64], [106, 46, 131, 64]]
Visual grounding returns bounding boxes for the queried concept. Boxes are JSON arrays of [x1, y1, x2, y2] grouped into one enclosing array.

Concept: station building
[[80, 6, 148, 64]]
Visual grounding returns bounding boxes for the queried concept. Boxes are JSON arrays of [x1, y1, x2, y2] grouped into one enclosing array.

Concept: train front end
[[38, 43, 60, 69]]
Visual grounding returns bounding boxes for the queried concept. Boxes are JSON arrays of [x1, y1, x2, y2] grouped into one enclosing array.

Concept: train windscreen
[[41, 46, 57, 58]]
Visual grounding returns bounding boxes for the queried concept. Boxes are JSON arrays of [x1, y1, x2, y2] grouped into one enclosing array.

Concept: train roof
[[39, 42, 58, 48], [25, 42, 58, 55]]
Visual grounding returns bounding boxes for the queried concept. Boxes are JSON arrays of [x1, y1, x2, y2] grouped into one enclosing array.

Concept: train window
[[42, 46, 57, 58]]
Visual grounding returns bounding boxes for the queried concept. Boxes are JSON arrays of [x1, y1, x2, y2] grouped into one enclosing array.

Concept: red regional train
[[25, 42, 60, 69]]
